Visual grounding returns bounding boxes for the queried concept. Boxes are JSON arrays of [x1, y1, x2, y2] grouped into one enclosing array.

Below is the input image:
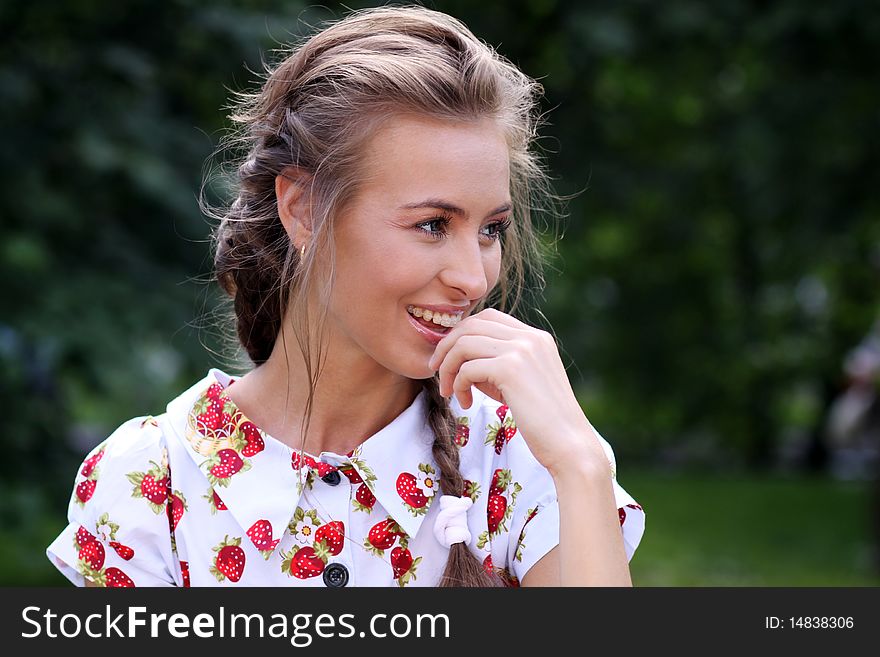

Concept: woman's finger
[[429, 312, 524, 371], [449, 357, 507, 409], [435, 334, 509, 398]]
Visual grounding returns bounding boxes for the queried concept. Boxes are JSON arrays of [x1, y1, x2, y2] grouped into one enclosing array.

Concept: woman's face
[[327, 114, 511, 381]]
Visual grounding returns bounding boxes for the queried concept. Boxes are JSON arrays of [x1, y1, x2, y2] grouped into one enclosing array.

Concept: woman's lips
[[407, 309, 451, 346]]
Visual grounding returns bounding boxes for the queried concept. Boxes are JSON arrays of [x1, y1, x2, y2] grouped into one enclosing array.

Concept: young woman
[[47, 5, 644, 587]]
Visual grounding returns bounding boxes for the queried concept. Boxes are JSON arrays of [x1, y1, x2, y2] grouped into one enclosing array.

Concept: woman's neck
[[223, 337, 422, 456]]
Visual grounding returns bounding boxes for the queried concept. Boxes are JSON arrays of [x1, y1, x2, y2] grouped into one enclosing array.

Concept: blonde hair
[[203, 4, 559, 586]]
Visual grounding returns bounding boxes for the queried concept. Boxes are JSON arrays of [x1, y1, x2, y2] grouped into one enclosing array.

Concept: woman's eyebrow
[[400, 198, 512, 219]]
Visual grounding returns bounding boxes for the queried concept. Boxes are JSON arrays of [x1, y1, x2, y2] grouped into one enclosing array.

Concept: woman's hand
[[427, 308, 609, 477]]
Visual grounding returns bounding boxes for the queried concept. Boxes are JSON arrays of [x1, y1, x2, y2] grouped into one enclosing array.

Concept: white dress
[[47, 368, 645, 586]]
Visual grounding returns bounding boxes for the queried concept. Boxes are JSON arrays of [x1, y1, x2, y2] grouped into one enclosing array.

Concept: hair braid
[[421, 376, 503, 587]]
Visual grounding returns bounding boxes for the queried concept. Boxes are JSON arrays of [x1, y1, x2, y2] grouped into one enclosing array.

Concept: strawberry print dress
[[47, 368, 645, 587]]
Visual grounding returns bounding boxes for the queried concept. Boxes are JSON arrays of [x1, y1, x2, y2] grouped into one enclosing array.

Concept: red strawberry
[[354, 484, 376, 512], [105, 567, 135, 587], [196, 397, 232, 432], [489, 469, 510, 496], [209, 449, 246, 481], [239, 421, 264, 457], [109, 541, 134, 561], [462, 479, 481, 502], [366, 518, 401, 553], [391, 546, 413, 578], [619, 507, 627, 526], [291, 451, 318, 472], [487, 494, 507, 534], [396, 472, 428, 509], [454, 419, 470, 447], [496, 404, 509, 422], [141, 474, 169, 505], [212, 538, 246, 582], [205, 382, 224, 401], [315, 521, 345, 556], [341, 467, 362, 484], [247, 519, 280, 556], [166, 491, 187, 531], [75, 525, 96, 549], [80, 450, 104, 478], [390, 547, 421, 586], [315, 462, 337, 478], [78, 541, 105, 570], [180, 561, 190, 588], [75, 479, 96, 506], [203, 488, 227, 513], [491, 426, 506, 455], [213, 490, 228, 510], [483, 554, 494, 574], [288, 547, 325, 579]]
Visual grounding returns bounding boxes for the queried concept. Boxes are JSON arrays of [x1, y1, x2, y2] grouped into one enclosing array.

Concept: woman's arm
[[522, 455, 632, 587]]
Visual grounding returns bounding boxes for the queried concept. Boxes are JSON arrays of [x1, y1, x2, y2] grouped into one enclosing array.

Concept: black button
[[323, 563, 349, 588], [321, 470, 342, 486]]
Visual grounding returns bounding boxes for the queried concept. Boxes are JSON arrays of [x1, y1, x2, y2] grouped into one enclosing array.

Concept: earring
[[300, 244, 306, 260]]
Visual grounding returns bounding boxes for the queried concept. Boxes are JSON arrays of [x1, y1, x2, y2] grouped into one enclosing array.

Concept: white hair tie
[[433, 495, 474, 547]]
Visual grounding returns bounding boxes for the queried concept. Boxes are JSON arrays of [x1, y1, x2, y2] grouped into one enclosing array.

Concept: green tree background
[[2, 0, 878, 585]]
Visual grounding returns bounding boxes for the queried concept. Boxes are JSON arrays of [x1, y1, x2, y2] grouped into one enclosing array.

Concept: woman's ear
[[275, 166, 313, 245]]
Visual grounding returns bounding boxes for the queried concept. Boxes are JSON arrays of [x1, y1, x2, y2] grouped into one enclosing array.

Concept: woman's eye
[[415, 216, 510, 242]]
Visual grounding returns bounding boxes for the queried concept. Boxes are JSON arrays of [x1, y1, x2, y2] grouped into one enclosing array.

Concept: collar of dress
[[163, 368, 440, 552]]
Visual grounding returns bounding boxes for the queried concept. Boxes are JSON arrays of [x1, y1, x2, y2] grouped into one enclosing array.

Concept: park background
[[2, 0, 878, 585]]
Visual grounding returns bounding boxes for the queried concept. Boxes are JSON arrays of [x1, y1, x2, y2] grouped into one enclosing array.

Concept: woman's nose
[[437, 238, 491, 299]]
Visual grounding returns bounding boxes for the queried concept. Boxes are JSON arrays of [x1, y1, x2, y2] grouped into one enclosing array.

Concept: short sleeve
[[594, 428, 646, 562], [501, 423, 646, 583], [46, 416, 179, 587]]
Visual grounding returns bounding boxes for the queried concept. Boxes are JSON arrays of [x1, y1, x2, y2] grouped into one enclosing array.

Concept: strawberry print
[[180, 560, 191, 588], [78, 540, 105, 571], [454, 416, 470, 447], [186, 387, 236, 456], [396, 463, 437, 516], [288, 507, 321, 545], [340, 466, 362, 484], [315, 521, 345, 556], [104, 567, 135, 587], [482, 554, 494, 575], [484, 408, 517, 455], [514, 506, 539, 562], [202, 448, 251, 487], [390, 546, 421, 587], [80, 449, 105, 479], [247, 519, 281, 559], [477, 469, 522, 548], [352, 483, 376, 513], [281, 545, 326, 579], [203, 487, 227, 514], [483, 551, 518, 586], [166, 490, 187, 531], [126, 460, 170, 513], [348, 453, 378, 486], [210, 535, 246, 582], [363, 517, 404, 556], [109, 541, 135, 561], [462, 479, 481, 502], [235, 419, 265, 457], [75, 480, 96, 507], [74, 526, 96, 550]]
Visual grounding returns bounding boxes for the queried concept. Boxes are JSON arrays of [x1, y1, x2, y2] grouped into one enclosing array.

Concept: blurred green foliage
[[2, 0, 878, 584]]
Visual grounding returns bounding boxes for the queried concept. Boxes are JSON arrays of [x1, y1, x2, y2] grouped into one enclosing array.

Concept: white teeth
[[407, 305, 462, 328]]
